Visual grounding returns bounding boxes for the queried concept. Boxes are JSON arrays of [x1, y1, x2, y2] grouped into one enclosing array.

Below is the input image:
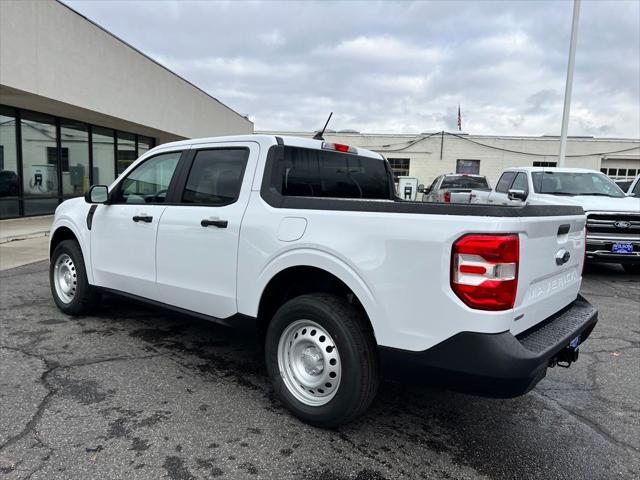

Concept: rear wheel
[[265, 294, 379, 427], [50, 240, 101, 315], [623, 264, 640, 274]]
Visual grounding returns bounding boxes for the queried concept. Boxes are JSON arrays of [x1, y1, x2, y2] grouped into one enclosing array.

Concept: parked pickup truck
[[49, 136, 597, 427], [420, 173, 491, 203], [471, 167, 640, 274]]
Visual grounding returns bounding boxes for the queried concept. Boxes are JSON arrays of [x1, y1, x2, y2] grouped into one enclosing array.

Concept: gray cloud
[[64, 0, 639, 137]]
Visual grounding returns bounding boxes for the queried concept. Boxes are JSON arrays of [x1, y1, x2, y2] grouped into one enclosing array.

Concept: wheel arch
[[48, 219, 95, 283], [49, 225, 80, 259], [250, 251, 379, 342]]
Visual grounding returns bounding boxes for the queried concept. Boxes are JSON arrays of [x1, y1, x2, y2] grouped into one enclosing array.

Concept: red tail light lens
[[451, 234, 519, 311], [443, 191, 451, 203]]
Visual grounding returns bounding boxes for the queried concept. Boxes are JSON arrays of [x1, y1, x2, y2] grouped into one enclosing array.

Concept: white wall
[[0, 0, 253, 143]]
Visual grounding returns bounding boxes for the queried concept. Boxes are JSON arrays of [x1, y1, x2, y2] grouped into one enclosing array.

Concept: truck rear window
[[441, 176, 489, 189], [276, 146, 391, 199]]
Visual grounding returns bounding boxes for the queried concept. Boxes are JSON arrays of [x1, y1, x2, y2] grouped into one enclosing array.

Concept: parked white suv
[[471, 168, 640, 273], [49, 135, 597, 426]]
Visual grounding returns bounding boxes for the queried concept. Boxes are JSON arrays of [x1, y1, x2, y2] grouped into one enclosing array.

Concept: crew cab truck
[[49, 135, 597, 427], [420, 173, 491, 203], [471, 167, 640, 274]]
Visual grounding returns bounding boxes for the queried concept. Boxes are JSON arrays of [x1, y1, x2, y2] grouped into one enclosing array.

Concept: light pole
[[558, 0, 581, 167]]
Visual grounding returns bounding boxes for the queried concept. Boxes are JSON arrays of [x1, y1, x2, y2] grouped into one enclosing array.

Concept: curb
[[0, 231, 50, 245]]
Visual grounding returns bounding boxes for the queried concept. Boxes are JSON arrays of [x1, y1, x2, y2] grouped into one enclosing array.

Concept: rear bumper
[[380, 295, 598, 397]]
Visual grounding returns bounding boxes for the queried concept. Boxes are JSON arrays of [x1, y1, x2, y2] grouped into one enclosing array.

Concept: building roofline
[[57, 0, 252, 126], [258, 130, 640, 143]]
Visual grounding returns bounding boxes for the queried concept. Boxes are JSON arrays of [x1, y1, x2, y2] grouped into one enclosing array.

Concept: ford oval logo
[[614, 221, 631, 229], [555, 249, 571, 266]]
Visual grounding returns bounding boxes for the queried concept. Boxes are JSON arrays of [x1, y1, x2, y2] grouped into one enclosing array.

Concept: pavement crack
[[0, 346, 167, 454], [534, 390, 639, 454]]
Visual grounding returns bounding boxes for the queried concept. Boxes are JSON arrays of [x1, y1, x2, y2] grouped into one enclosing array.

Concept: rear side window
[[495, 172, 517, 193], [276, 147, 390, 199], [440, 175, 489, 189], [182, 148, 248, 205]]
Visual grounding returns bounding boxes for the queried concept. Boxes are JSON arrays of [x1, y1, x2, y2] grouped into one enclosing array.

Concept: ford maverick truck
[[49, 135, 597, 426]]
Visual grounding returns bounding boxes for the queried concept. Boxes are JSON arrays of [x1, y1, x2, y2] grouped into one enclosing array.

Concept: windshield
[[632, 180, 640, 197], [441, 176, 489, 189], [531, 172, 625, 197]]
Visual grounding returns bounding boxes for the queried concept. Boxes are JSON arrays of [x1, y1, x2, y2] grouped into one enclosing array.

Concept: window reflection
[[21, 111, 58, 198], [138, 135, 153, 157], [117, 132, 136, 175], [0, 106, 19, 218], [61, 120, 89, 196], [92, 126, 115, 186]]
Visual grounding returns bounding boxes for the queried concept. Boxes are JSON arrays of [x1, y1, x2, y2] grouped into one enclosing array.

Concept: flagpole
[[558, 0, 581, 167]]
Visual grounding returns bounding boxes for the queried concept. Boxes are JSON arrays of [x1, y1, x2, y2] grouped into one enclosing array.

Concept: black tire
[[623, 264, 640, 274], [265, 294, 379, 427], [49, 239, 101, 315]]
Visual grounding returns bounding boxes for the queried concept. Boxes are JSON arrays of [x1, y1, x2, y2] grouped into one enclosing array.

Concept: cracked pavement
[[0, 261, 638, 479]]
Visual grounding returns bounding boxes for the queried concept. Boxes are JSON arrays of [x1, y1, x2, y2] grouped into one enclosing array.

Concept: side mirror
[[85, 185, 109, 204], [508, 189, 528, 201], [417, 184, 425, 193]]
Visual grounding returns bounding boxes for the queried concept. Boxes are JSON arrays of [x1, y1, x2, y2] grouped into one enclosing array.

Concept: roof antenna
[[313, 112, 333, 141]]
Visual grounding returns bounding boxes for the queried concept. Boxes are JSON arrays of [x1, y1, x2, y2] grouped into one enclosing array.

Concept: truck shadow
[[90, 292, 631, 480]]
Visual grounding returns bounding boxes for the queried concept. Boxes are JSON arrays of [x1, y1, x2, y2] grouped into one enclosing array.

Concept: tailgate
[[511, 214, 586, 335], [448, 189, 472, 203]]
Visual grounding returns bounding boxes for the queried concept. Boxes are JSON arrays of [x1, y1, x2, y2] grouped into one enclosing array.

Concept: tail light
[[443, 191, 451, 203], [451, 234, 519, 311], [322, 142, 357, 154]]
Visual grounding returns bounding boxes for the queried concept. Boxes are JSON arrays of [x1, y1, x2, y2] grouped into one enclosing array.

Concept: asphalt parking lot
[[0, 260, 638, 480]]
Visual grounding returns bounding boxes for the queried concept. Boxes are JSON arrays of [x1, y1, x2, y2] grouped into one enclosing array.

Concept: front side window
[[532, 172, 625, 198], [114, 151, 181, 204], [511, 172, 529, 193], [632, 180, 640, 197], [182, 148, 248, 205], [495, 172, 517, 193], [277, 147, 390, 199]]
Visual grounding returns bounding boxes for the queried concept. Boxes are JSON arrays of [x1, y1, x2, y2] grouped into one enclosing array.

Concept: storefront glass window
[[138, 135, 153, 157], [92, 126, 115, 186], [0, 106, 20, 218], [117, 132, 136, 175], [21, 111, 59, 215], [61, 119, 90, 197]]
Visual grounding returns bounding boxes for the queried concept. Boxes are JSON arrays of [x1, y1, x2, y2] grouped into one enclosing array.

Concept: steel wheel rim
[[277, 319, 342, 406], [53, 253, 77, 304]]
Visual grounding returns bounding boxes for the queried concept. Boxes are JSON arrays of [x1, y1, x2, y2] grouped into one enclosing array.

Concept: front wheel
[[265, 294, 379, 427], [50, 239, 101, 315], [623, 264, 640, 274]]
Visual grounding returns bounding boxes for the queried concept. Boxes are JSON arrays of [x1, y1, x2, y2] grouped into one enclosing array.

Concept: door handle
[[132, 215, 153, 223], [201, 219, 228, 228]]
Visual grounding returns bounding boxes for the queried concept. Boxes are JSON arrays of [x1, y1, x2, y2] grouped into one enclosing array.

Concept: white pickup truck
[[48, 135, 597, 427], [419, 173, 491, 203], [471, 167, 640, 273]]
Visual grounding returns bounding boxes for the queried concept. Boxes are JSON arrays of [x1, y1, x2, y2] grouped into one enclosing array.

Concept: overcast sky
[[64, 0, 640, 138]]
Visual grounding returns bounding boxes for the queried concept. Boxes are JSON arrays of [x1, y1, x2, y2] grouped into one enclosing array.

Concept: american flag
[[457, 105, 462, 131]]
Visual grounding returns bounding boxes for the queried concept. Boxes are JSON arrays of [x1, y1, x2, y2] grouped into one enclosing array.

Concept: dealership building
[[266, 131, 640, 192], [0, 0, 253, 219]]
